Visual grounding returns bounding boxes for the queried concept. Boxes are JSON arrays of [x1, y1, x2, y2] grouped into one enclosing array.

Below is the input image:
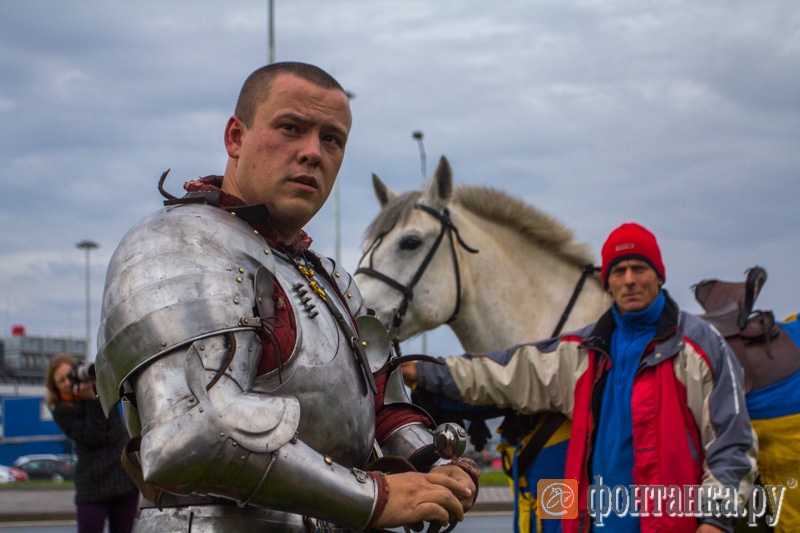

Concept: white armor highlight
[[95, 203, 431, 532]]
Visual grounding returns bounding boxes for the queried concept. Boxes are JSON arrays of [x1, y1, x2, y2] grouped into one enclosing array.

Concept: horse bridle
[[355, 203, 479, 342]]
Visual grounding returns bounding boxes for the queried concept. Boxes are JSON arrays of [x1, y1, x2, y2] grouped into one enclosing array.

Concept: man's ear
[[224, 116, 244, 158]]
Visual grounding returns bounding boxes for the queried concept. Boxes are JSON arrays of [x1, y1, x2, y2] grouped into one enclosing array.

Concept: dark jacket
[[51, 398, 138, 505]]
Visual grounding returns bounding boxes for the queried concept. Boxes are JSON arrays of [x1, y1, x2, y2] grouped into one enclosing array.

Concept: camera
[[67, 362, 96, 385]]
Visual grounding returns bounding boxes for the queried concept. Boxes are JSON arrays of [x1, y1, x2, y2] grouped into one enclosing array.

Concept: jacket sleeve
[[686, 317, 758, 531], [417, 336, 588, 418]]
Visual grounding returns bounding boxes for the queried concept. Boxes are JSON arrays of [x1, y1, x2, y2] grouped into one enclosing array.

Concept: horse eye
[[399, 235, 422, 250]]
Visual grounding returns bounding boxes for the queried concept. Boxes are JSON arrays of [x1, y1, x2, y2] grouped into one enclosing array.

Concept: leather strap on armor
[[120, 436, 164, 508]]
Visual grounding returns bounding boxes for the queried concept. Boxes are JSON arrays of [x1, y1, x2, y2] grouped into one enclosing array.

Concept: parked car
[[55, 454, 78, 469], [0, 464, 29, 483], [12, 454, 74, 482]]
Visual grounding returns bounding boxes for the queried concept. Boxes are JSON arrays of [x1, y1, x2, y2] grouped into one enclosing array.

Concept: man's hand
[[430, 464, 477, 512], [373, 470, 474, 530], [697, 524, 725, 533], [402, 361, 418, 387]]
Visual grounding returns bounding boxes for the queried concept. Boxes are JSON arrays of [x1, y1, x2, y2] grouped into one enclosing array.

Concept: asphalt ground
[[0, 486, 513, 524]]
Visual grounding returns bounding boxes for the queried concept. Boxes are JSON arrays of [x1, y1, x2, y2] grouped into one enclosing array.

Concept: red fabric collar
[[58, 391, 82, 403], [184, 175, 313, 253]]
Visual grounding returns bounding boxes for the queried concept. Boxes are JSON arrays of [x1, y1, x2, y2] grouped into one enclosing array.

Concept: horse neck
[[446, 209, 610, 353]]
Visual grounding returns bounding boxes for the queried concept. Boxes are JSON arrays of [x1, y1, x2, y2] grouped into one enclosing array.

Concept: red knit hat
[[601, 223, 665, 287]]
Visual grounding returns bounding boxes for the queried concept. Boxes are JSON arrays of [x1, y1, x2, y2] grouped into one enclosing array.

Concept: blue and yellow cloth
[[499, 418, 570, 533], [744, 314, 800, 532]]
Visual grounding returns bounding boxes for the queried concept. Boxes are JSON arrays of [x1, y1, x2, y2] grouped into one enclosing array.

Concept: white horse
[[354, 155, 611, 533], [354, 155, 611, 355]]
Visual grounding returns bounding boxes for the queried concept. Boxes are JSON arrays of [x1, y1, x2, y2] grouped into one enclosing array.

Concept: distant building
[[0, 325, 86, 385]]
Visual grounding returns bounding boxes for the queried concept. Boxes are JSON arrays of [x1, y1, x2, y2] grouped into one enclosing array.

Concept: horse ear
[[372, 173, 398, 207], [424, 156, 453, 207]]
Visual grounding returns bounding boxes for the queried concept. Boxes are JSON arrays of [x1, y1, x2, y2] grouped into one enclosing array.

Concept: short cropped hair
[[234, 62, 346, 129]]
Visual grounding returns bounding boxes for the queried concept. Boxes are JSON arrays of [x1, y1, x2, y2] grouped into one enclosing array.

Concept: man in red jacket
[[407, 223, 757, 533]]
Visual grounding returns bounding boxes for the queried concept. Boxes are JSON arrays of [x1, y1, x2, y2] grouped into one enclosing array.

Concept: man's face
[[223, 73, 352, 241], [606, 259, 663, 314]]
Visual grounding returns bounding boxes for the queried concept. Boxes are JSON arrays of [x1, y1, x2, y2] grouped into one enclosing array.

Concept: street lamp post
[[412, 131, 427, 183], [76, 240, 99, 362], [411, 130, 428, 353], [333, 91, 356, 265], [267, 0, 275, 64]]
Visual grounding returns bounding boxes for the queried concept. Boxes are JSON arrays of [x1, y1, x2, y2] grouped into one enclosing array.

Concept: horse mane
[[363, 185, 596, 267], [363, 190, 423, 245]]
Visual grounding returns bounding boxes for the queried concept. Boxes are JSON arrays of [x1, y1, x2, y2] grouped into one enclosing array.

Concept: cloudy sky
[[1, 1, 798, 359]]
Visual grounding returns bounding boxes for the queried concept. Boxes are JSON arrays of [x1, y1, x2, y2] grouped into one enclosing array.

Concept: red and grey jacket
[[416, 292, 757, 533]]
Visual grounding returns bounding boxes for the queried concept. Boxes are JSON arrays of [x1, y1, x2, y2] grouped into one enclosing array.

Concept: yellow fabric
[[751, 413, 800, 532], [515, 489, 537, 533], [497, 418, 572, 491], [498, 418, 573, 532]]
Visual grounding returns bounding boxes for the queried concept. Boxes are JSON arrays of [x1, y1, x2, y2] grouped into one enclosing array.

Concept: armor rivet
[[253, 229, 259, 235], [230, 211, 236, 216], [199, 408, 204, 413], [220, 432, 225, 438], [264, 249, 270, 255], [232, 442, 237, 447], [238, 267, 245, 273], [655, 353, 662, 359], [236, 276, 243, 283], [335, 272, 340, 278], [199, 345, 205, 351], [161, 342, 167, 347], [361, 341, 367, 347], [347, 292, 352, 298], [233, 298, 240, 304], [324, 456, 333, 465]]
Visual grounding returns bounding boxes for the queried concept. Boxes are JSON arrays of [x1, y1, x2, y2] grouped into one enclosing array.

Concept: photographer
[[45, 353, 139, 533]]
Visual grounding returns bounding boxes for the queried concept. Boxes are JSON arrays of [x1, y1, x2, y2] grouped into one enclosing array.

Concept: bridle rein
[[355, 204, 479, 342]]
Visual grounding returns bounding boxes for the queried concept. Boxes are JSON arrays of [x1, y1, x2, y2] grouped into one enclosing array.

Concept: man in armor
[[95, 62, 478, 532]]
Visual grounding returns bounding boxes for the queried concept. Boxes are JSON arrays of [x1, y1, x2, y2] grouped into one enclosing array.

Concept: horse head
[[356, 156, 610, 353], [355, 156, 479, 342]]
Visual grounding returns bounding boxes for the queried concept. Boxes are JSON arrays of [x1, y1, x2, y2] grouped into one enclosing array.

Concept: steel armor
[[95, 203, 435, 532]]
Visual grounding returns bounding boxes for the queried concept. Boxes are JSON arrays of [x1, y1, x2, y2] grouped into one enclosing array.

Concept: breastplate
[[252, 252, 375, 468]]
